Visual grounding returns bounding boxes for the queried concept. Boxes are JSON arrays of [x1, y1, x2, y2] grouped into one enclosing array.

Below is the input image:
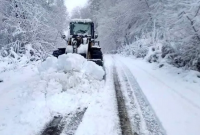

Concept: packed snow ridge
[[0, 53, 105, 135], [38, 53, 105, 80]]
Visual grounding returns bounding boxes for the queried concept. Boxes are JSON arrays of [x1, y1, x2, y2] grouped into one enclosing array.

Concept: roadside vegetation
[[75, 0, 200, 72], [0, 0, 68, 61]]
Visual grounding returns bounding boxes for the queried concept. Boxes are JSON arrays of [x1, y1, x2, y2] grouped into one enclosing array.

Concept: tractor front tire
[[90, 49, 103, 60]]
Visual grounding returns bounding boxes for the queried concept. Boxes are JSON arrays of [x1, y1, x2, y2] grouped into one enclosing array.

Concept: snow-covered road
[[78, 54, 200, 135], [112, 55, 200, 135], [0, 54, 200, 135], [113, 57, 165, 135]]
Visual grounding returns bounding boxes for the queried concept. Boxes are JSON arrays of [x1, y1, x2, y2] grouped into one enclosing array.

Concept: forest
[[1, 1, 200, 135], [73, 0, 200, 71], [1, 0, 200, 71], [0, 0, 68, 59]]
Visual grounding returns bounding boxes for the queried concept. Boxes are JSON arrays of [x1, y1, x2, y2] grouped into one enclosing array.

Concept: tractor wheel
[[91, 49, 103, 60]]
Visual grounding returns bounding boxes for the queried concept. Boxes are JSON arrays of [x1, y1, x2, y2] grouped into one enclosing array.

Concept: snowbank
[[0, 53, 105, 135], [38, 53, 105, 80]]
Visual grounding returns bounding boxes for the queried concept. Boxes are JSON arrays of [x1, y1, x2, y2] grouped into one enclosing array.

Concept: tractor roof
[[70, 19, 93, 23]]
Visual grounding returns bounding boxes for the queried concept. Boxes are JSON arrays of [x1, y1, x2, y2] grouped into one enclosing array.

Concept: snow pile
[[82, 61, 105, 80], [0, 54, 104, 135], [38, 53, 105, 80], [38, 57, 58, 72]]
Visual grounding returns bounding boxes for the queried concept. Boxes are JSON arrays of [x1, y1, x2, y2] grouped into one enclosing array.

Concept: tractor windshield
[[70, 23, 91, 36]]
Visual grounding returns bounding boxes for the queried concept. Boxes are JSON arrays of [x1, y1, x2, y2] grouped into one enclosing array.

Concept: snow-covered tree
[[0, 0, 69, 58], [86, 0, 200, 71]]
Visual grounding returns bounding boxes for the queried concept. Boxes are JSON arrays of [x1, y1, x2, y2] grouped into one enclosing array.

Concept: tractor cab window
[[70, 23, 91, 36]]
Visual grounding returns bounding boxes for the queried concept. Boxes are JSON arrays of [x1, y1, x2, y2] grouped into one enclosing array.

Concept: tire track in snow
[[113, 66, 135, 135], [41, 108, 87, 135], [61, 108, 87, 135], [116, 67, 145, 135], [41, 115, 64, 135], [119, 63, 166, 135], [113, 56, 166, 135]]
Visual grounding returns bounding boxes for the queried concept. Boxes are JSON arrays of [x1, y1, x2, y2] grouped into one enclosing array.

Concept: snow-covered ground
[[75, 55, 121, 135], [114, 55, 200, 135], [1, 54, 200, 135], [0, 54, 105, 135]]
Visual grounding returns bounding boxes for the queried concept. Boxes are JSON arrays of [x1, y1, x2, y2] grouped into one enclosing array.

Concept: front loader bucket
[[88, 59, 104, 67], [52, 48, 66, 58]]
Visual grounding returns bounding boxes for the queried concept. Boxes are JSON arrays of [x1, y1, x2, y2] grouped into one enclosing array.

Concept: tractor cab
[[70, 21, 94, 38]]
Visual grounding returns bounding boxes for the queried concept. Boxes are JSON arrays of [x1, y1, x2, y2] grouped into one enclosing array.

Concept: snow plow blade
[[88, 59, 104, 67]]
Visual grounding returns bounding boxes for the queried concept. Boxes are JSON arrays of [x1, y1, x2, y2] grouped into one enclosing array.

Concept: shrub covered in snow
[[145, 47, 161, 63], [161, 43, 175, 59], [118, 39, 150, 58], [0, 0, 68, 59], [167, 42, 200, 71], [119, 39, 200, 72], [0, 44, 46, 73]]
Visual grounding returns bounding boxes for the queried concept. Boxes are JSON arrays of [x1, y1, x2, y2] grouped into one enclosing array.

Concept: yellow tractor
[[53, 19, 103, 66]]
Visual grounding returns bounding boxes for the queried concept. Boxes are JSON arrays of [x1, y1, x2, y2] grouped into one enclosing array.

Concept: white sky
[[64, 0, 88, 13]]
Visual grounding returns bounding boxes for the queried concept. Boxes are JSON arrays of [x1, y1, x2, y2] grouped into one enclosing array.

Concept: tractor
[[53, 19, 103, 66]]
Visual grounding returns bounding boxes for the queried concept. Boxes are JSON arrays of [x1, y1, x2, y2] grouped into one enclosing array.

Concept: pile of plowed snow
[[38, 53, 105, 80], [0, 53, 105, 135]]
